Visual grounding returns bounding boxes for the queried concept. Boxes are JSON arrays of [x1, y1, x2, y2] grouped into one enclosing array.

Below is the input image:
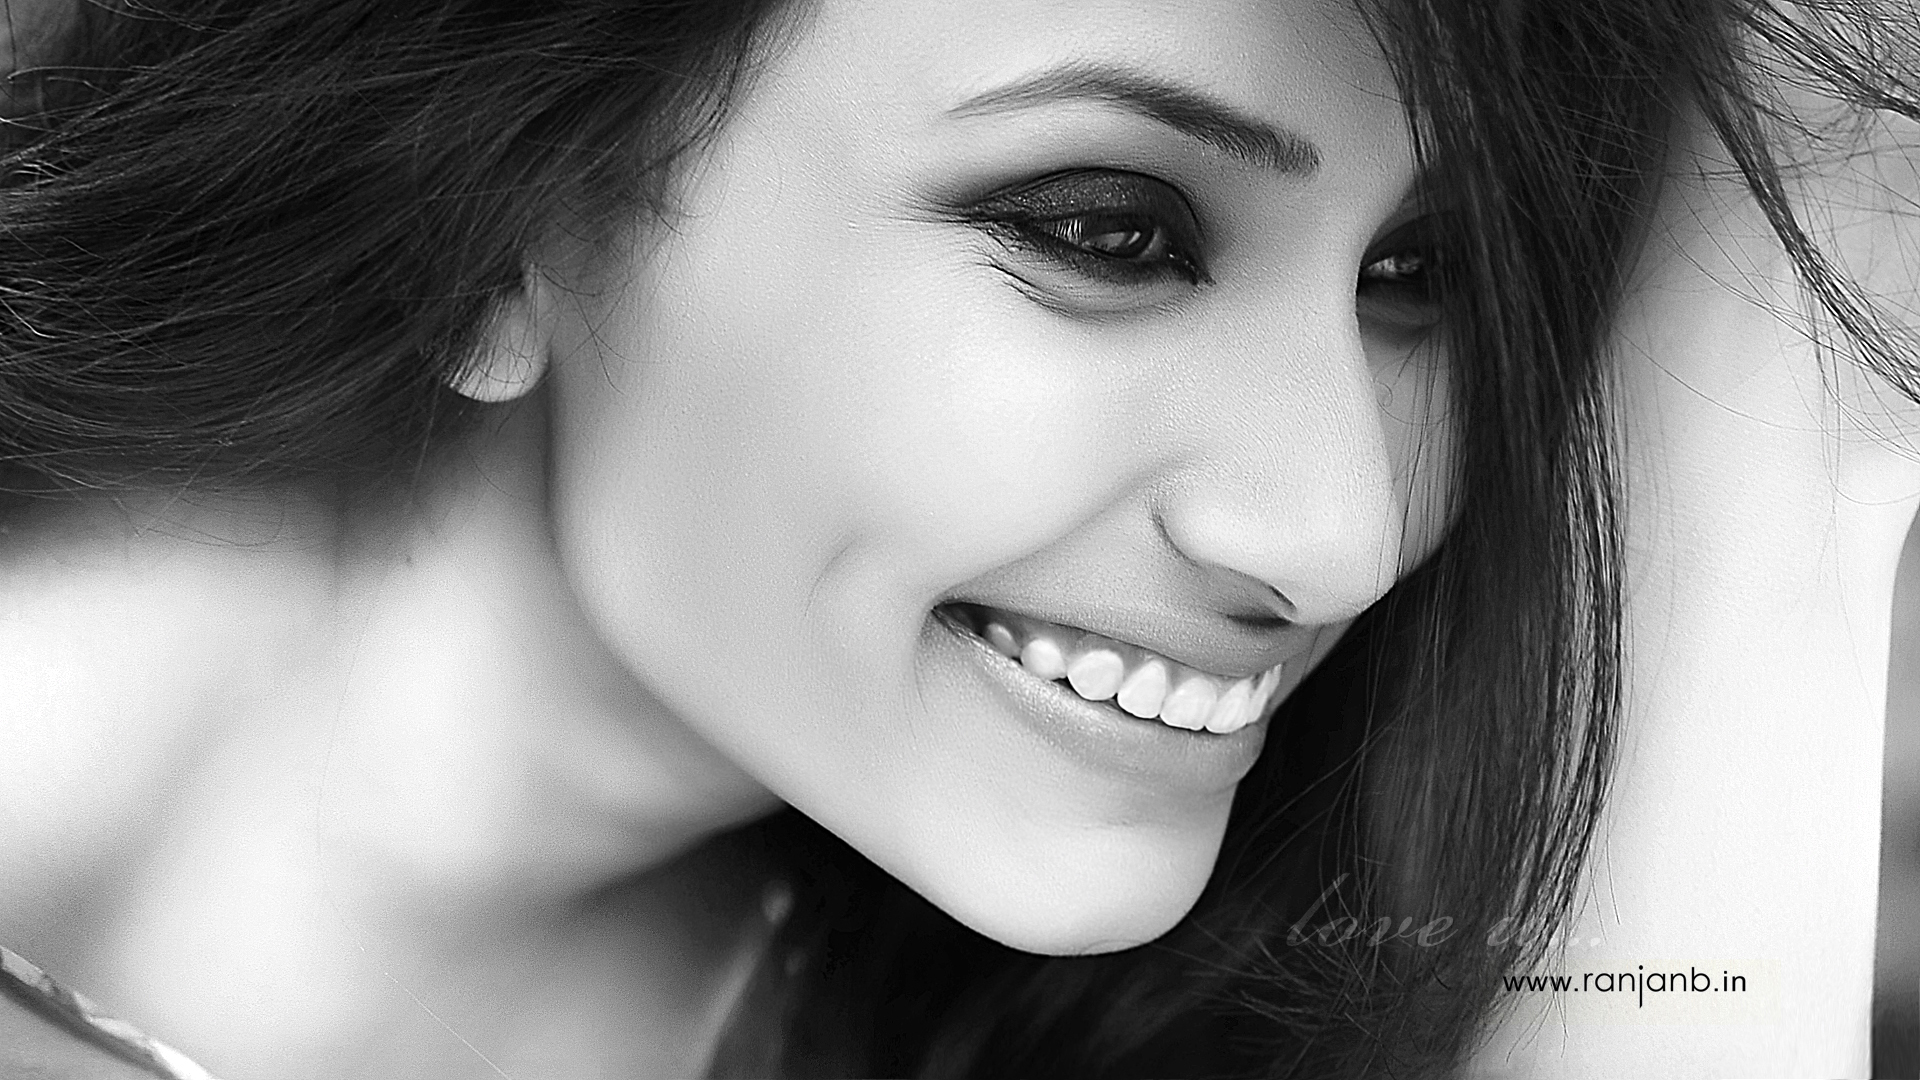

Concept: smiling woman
[[0, 0, 1651, 1078], [531, 0, 1461, 963]]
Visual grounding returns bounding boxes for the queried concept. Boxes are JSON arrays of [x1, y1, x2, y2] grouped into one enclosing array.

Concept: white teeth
[[1020, 637, 1068, 680], [1114, 658, 1170, 718], [958, 604, 1284, 735], [984, 622, 1020, 658], [1158, 676, 1219, 731], [1246, 665, 1284, 721], [1065, 646, 1126, 702], [1205, 677, 1255, 734]]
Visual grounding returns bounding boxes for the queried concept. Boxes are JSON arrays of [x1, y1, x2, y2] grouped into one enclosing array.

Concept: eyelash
[[956, 169, 1212, 290]]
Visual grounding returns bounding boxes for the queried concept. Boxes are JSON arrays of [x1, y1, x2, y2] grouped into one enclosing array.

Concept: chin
[[899, 807, 1232, 956]]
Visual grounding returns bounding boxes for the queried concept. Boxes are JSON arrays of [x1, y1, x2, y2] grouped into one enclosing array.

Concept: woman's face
[[544, 0, 1452, 952]]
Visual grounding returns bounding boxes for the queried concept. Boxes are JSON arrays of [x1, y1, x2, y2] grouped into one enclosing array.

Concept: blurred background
[[1878, 519, 1920, 1078]]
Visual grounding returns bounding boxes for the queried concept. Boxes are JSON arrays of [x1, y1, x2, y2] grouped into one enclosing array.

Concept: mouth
[[933, 602, 1285, 736]]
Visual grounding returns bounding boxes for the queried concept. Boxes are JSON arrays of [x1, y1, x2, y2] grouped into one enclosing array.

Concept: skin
[[0, 0, 1452, 1075], [1467, 88, 1920, 1076]]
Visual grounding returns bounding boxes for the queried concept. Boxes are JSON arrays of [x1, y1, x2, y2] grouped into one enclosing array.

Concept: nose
[[1154, 319, 1407, 627]]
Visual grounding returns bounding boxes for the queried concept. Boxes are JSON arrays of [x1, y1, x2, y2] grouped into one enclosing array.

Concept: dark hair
[[1668, 0, 1920, 401], [0, 0, 793, 493], [6, 0, 1907, 1076]]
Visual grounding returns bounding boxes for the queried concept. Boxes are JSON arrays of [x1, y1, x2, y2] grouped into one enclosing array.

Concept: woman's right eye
[[953, 169, 1212, 308]]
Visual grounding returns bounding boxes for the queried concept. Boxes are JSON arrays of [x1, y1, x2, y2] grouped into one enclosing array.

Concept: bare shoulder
[[1466, 81, 1912, 1080], [0, 495, 333, 715], [0, 495, 335, 855]]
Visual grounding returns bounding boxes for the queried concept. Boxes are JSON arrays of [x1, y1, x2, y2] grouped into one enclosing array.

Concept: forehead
[[755, 0, 1411, 186]]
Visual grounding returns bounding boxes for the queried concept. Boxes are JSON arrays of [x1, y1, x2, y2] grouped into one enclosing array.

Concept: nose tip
[[1156, 453, 1406, 628], [1152, 300, 1421, 629]]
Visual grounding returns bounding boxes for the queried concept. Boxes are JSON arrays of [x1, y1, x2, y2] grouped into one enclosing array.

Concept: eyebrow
[[947, 62, 1322, 177]]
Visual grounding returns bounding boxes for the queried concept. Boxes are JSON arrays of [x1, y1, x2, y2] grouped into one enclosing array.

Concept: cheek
[[584, 228, 1149, 601], [540, 222, 1120, 750], [541, 221, 1245, 953]]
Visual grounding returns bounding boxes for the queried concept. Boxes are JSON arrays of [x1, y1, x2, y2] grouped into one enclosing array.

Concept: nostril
[[1202, 573, 1299, 626], [1223, 610, 1291, 632], [1263, 584, 1299, 622], [1154, 511, 1303, 624]]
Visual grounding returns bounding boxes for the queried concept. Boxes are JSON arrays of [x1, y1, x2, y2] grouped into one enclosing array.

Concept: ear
[[448, 269, 556, 404]]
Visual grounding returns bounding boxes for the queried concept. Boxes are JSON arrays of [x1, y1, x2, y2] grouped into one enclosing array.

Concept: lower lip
[[924, 608, 1271, 794]]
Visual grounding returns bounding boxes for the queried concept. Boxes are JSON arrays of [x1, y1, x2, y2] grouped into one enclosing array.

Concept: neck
[[0, 394, 781, 1078]]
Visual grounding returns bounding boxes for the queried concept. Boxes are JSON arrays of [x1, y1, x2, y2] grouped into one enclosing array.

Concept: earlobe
[[449, 270, 553, 404]]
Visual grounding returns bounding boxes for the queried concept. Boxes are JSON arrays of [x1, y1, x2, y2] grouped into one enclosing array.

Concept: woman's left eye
[[1359, 250, 1435, 296], [1357, 215, 1450, 329]]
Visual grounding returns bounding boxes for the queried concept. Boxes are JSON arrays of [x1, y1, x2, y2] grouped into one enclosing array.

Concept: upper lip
[[943, 599, 1304, 680]]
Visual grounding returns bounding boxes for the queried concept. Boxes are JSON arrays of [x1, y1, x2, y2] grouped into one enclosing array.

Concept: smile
[[938, 602, 1285, 735]]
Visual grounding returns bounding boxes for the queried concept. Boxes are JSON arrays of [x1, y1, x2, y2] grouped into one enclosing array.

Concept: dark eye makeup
[[949, 166, 1454, 330], [953, 169, 1211, 290]]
